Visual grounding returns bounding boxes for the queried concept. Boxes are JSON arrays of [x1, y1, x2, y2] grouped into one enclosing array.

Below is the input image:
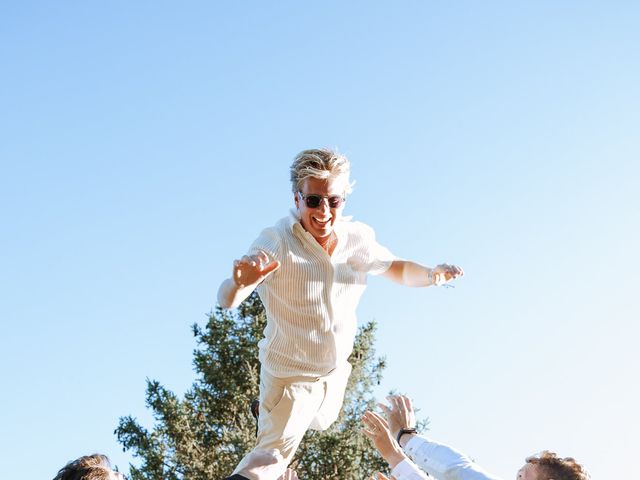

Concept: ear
[[294, 192, 300, 209]]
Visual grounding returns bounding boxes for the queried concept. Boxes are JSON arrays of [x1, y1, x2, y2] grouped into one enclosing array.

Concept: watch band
[[397, 428, 417, 444]]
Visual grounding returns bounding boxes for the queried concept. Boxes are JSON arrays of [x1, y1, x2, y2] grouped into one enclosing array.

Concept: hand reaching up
[[278, 468, 299, 480], [378, 395, 417, 443], [233, 250, 280, 288], [362, 411, 407, 468]]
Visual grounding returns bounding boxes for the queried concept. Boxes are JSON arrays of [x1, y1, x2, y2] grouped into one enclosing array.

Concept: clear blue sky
[[1, 2, 638, 479]]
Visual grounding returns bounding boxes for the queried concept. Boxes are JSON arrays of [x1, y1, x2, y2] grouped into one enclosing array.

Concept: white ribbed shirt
[[391, 435, 504, 480], [249, 211, 396, 378]]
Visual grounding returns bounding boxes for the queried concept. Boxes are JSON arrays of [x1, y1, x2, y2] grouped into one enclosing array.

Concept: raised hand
[[378, 395, 416, 442], [233, 250, 280, 288], [431, 263, 464, 286], [362, 411, 407, 468], [278, 468, 299, 480]]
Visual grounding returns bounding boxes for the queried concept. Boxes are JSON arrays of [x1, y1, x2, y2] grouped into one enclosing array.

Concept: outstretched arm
[[217, 250, 280, 309], [382, 261, 463, 287]]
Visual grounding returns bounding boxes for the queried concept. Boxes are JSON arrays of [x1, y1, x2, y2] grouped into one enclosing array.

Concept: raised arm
[[382, 261, 463, 287], [362, 411, 410, 469], [362, 410, 429, 480], [217, 250, 280, 309], [381, 396, 503, 480]]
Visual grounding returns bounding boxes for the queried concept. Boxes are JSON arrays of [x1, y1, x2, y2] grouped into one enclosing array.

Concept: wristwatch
[[397, 428, 417, 444]]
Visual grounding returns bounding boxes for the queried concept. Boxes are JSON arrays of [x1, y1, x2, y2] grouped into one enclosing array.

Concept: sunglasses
[[298, 192, 345, 209]]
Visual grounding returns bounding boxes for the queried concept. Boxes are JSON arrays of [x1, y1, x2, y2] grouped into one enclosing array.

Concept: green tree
[[116, 293, 390, 479]]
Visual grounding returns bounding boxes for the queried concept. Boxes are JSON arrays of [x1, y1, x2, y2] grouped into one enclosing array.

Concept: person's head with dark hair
[[520, 451, 589, 480], [53, 454, 126, 480]]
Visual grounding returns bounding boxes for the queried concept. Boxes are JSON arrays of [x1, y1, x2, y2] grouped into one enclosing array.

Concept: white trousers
[[233, 362, 352, 480]]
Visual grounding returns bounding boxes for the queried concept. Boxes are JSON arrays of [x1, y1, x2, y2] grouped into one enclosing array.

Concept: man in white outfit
[[363, 395, 590, 480], [218, 149, 464, 479]]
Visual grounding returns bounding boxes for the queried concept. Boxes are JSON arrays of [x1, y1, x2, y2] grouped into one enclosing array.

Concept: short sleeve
[[354, 222, 397, 276], [247, 226, 283, 265]]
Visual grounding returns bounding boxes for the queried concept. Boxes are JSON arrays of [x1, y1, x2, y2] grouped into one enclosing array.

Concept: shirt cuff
[[405, 434, 426, 456], [391, 458, 430, 480]]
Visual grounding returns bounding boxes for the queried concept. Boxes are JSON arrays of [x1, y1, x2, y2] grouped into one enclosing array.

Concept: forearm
[[402, 436, 502, 480], [383, 260, 434, 287], [217, 278, 256, 309], [382, 447, 409, 469]]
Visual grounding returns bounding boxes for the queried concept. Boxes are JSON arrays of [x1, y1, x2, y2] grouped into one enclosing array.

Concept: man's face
[[294, 176, 348, 242], [517, 463, 542, 480]]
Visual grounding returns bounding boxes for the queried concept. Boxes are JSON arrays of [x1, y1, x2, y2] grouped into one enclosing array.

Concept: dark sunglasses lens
[[305, 195, 322, 208], [328, 196, 343, 208]]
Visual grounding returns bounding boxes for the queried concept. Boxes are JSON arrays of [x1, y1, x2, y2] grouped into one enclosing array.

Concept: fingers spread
[[282, 468, 298, 480], [378, 403, 391, 416], [362, 427, 375, 439], [362, 413, 377, 430], [365, 410, 389, 430], [262, 260, 280, 275], [363, 412, 385, 435], [256, 249, 269, 264]]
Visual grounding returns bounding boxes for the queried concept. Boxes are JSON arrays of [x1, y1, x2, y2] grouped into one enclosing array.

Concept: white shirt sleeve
[[351, 221, 397, 275], [403, 435, 504, 480], [248, 226, 283, 263], [391, 458, 431, 480]]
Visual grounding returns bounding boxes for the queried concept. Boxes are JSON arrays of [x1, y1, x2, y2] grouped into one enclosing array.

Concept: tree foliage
[[116, 293, 390, 479]]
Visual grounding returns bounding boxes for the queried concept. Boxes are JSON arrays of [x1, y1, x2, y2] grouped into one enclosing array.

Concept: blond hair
[[526, 451, 589, 480], [289, 148, 354, 194]]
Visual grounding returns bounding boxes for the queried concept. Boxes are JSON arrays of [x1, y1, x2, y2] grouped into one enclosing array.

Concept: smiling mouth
[[313, 217, 331, 226]]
